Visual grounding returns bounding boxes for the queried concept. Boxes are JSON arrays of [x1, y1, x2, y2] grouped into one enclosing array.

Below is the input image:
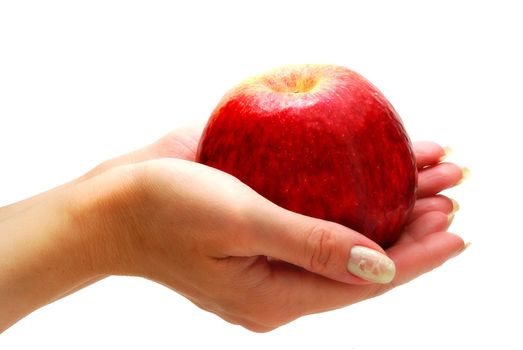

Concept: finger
[[417, 162, 464, 198], [398, 211, 453, 244], [152, 124, 205, 161], [384, 231, 465, 287], [81, 124, 204, 180], [243, 202, 396, 285], [413, 141, 447, 169], [109, 125, 203, 166], [408, 195, 457, 222]]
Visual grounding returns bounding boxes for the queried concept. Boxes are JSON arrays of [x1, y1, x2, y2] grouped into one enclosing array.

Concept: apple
[[196, 64, 417, 248]]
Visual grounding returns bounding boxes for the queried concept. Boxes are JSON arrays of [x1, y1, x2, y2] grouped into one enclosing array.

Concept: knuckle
[[304, 224, 338, 273]]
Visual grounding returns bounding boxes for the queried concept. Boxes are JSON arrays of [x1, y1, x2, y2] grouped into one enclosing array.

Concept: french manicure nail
[[440, 146, 453, 162], [456, 167, 470, 185], [450, 198, 460, 213], [447, 213, 455, 225], [347, 246, 396, 284], [452, 242, 471, 258]]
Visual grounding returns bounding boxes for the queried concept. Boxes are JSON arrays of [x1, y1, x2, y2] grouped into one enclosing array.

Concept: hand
[[70, 130, 466, 332], [0, 126, 466, 333]]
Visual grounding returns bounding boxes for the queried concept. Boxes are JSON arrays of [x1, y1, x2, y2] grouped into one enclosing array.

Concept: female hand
[[0, 126, 466, 333], [72, 129, 466, 332]]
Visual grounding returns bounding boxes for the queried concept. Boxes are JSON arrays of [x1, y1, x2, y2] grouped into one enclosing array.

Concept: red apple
[[196, 64, 417, 248]]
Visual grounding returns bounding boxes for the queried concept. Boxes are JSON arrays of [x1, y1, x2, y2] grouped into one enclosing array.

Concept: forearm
[[0, 189, 99, 333]]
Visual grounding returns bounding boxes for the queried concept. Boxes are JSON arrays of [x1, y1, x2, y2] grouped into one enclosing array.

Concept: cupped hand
[[67, 127, 465, 332]]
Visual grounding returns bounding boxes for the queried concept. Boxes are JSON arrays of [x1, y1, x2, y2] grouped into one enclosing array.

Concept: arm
[[0, 127, 203, 332], [0, 188, 100, 332]]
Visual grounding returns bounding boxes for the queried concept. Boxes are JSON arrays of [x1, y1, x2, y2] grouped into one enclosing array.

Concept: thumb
[[245, 202, 396, 285]]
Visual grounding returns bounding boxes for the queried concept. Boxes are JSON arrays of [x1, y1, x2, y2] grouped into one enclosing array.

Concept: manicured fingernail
[[456, 167, 470, 185], [440, 146, 453, 162], [447, 213, 455, 225], [452, 242, 471, 258], [450, 198, 460, 213], [347, 246, 396, 284]]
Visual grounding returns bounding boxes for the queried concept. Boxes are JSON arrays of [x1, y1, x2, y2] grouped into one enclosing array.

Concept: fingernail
[[450, 198, 460, 213], [347, 246, 396, 284], [452, 242, 471, 258], [440, 146, 453, 162], [447, 213, 455, 226], [456, 167, 470, 185]]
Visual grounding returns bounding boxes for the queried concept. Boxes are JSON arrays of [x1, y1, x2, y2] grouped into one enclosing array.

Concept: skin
[[0, 126, 465, 333]]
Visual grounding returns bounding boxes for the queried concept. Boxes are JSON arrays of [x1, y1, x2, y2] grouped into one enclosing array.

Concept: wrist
[[67, 165, 147, 276], [0, 186, 100, 332]]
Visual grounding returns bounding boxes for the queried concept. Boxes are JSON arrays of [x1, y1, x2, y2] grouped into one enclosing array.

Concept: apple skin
[[196, 64, 417, 248]]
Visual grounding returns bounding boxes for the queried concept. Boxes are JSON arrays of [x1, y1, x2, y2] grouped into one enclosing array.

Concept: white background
[[1, 1, 521, 349]]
